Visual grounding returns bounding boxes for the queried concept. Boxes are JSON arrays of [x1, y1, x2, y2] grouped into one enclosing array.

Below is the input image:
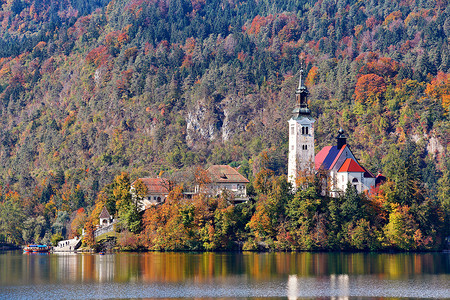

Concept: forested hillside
[[0, 0, 448, 249]]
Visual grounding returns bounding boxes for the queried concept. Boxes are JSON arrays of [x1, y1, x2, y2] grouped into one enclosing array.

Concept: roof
[[99, 206, 111, 219], [315, 146, 340, 170], [133, 178, 169, 194], [207, 165, 250, 184], [362, 166, 375, 178], [338, 158, 366, 173], [329, 144, 347, 170]]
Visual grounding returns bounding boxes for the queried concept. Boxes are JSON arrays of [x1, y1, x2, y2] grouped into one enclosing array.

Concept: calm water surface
[[0, 251, 449, 299]]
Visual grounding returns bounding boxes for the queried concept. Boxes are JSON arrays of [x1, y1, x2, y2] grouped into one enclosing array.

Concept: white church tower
[[288, 68, 315, 188]]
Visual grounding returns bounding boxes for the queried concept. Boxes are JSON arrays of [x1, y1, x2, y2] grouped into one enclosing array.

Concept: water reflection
[[0, 251, 449, 299], [1, 252, 449, 284], [330, 274, 349, 300], [287, 274, 298, 300]]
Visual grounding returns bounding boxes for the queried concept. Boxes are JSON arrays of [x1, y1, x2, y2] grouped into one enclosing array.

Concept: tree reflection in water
[[0, 251, 448, 299]]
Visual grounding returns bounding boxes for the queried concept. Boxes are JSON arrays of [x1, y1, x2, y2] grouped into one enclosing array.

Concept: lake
[[0, 251, 449, 299]]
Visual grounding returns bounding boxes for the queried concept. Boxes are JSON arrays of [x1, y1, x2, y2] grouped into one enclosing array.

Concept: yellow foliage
[[383, 11, 402, 26]]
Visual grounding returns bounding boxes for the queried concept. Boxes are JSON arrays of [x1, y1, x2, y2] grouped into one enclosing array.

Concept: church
[[288, 68, 376, 196]]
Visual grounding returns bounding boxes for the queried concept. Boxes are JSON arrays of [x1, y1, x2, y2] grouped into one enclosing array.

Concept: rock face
[[411, 132, 444, 155], [185, 95, 255, 146], [186, 100, 217, 146], [427, 135, 444, 155]]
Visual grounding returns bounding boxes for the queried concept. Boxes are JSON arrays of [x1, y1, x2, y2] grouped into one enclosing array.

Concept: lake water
[[0, 251, 449, 299]]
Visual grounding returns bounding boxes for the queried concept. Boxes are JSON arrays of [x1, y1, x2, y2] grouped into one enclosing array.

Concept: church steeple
[[292, 67, 311, 118], [288, 65, 315, 189]]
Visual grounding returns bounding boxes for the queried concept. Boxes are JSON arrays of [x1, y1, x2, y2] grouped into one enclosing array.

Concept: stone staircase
[[52, 237, 82, 252]]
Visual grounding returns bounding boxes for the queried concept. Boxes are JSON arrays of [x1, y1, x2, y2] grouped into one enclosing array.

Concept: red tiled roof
[[133, 178, 169, 194], [99, 206, 111, 219], [338, 158, 366, 173], [207, 165, 250, 183], [315, 146, 332, 170]]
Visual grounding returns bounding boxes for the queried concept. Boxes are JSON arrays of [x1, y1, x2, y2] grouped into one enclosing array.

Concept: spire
[[297, 68, 304, 91], [292, 65, 310, 118]]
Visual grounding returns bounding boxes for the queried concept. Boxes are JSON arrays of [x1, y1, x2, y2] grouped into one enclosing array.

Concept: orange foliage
[[247, 197, 274, 239], [354, 73, 386, 104], [0, 63, 11, 78], [142, 186, 189, 250], [306, 66, 318, 85], [70, 209, 87, 238], [181, 55, 192, 69], [33, 41, 47, 51], [105, 30, 129, 49], [89, 191, 108, 224], [83, 221, 96, 247], [277, 19, 299, 42], [247, 15, 274, 35], [425, 72, 450, 113], [183, 37, 196, 55], [86, 45, 109, 67], [359, 57, 399, 78]]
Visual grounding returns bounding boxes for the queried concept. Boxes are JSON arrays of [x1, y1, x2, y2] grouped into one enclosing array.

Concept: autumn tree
[[354, 74, 387, 106]]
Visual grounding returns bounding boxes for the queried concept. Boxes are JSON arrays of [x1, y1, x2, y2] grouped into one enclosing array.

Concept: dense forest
[[0, 0, 448, 250]]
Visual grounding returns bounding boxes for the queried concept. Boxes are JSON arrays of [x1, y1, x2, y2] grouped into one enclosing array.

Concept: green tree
[[51, 232, 63, 246], [113, 172, 142, 234], [286, 186, 323, 250], [0, 194, 25, 244]]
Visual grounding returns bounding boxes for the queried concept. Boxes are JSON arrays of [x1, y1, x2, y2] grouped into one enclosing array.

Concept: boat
[[23, 245, 51, 253]]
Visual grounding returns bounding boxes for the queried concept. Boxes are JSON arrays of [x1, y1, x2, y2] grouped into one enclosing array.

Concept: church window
[[352, 178, 358, 183], [291, 125, 294, 135], [301, 126, 309, 135]]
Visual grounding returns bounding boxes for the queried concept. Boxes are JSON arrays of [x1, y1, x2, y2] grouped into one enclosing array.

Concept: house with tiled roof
[[199, 165, 250, 202], [131, 177, 170, 210], [288, 67, 375, 197]]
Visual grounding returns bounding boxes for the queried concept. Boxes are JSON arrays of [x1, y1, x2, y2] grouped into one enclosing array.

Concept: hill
[[0, 0, 448, 248]]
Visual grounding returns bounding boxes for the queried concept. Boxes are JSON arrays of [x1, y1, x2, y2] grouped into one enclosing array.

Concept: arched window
[[352, 178, 359, 183], [301, 126, 309, 135], [157, 197, 161, 202]]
